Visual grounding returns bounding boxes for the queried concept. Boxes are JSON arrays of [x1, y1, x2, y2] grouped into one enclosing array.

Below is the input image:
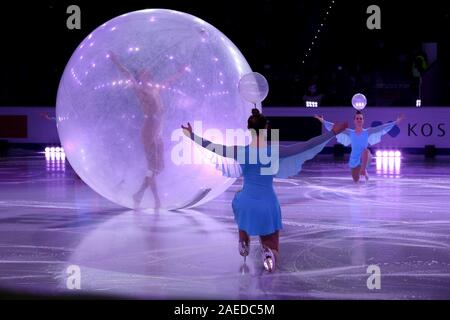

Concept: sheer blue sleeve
[[275, 131, 335, 178], [367, 121, 396, 146], [323, 120, 334, 131], [207, 152, 243, 178], [323, 120, 352, 146], [188, 133, 243, 178], [189, 133, 238, 159]]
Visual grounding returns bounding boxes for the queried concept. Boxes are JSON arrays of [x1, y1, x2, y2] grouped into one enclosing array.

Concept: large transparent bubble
[[56, 9, 254, 210]]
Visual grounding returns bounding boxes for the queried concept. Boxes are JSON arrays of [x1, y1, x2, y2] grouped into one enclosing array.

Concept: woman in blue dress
[[182, 109, 348, 272], [316, 111, 404, 182]]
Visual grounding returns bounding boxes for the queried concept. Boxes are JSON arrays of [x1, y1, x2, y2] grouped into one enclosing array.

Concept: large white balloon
[[56, 9, 254, 210]]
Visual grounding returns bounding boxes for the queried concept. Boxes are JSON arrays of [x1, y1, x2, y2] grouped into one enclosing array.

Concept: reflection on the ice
[[0, 154, 450, 299]]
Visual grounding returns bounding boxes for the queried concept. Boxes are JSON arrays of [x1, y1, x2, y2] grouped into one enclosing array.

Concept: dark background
[[0, 0, 449, 106]]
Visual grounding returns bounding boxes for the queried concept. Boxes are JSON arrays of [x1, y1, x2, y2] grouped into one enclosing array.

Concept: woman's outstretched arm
[[108, 51, 137, 85], [315, 114, 353, 146], [367, 114, 404, 145], [367, 114, 404, 135], [278, 122, 348, 158], [181, 122, 239, 160], [274, 122, 348, 178]]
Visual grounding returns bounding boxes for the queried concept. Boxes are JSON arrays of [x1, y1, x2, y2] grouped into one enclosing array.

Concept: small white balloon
[[238, 72, 269, 104], [352, 93, 367, 110]]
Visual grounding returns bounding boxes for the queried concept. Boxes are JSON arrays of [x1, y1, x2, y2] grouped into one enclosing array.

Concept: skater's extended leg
[[133, 176, 150, 208], [351, 166, 361, 182], [360, 149, 371, 180]]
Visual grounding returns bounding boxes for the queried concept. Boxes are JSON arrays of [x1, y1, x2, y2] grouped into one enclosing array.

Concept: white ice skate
[[261, 246, 276, 272], [239, 240, 250, 262]]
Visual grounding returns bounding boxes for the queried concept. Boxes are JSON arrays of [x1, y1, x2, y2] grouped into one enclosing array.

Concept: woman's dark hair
[[354, 110, 364, 119], [247, 108, 268, 135]]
